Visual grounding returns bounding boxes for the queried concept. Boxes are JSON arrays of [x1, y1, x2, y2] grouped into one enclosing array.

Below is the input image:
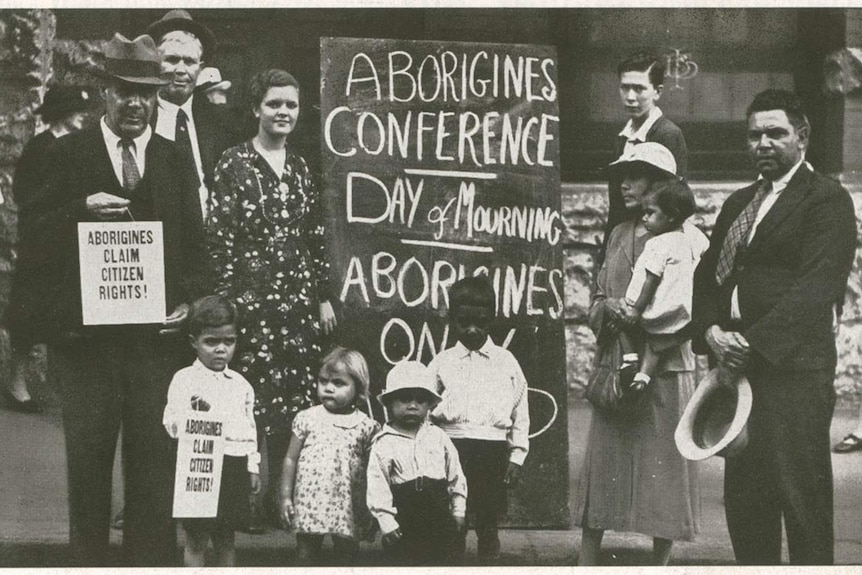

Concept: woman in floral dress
[[208, 69, 337, 526]]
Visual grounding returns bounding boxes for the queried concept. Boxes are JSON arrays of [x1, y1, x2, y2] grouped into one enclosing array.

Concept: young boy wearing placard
[[163, 295, 261, 566], [428, 276, 530, 564]]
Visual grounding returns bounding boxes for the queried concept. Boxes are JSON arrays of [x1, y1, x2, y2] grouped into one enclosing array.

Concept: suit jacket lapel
[[85, 126, 125, 197], [748, 167, 811, 248], [193, 97, 215, 175]]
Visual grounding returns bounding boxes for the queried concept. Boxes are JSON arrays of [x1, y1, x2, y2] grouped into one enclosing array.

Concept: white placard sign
[[172, 414, 226, 518], [77, 221, 166, 325]]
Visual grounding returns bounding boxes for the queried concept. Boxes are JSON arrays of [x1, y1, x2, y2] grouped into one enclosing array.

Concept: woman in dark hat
[[2, 85, 91, 413]]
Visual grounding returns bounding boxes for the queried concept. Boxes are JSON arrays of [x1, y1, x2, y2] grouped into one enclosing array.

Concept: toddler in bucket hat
[[378, 360, 442, 410]]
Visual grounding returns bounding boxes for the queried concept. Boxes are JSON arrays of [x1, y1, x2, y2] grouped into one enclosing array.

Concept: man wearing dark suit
[[691, 89, 857, 565], [604, 52, 689, 249], [147, 9, 239, 220], [30, 33, 209, 566]]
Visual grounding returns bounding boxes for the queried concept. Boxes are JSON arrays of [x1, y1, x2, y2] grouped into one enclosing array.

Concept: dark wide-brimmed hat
[[675, 368, 753, 461], [146, 9, 215, 60], [607, 142, 680, 180], [35, 86, 91, 121], [103, 33, 169, 86]]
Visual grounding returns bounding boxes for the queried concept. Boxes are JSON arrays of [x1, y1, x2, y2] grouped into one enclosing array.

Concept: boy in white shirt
[[428, 276, 530, 564], [163, 295, 261, 566]]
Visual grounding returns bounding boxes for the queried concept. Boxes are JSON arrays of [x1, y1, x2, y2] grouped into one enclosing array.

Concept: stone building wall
[[562, 181, 862, 399]]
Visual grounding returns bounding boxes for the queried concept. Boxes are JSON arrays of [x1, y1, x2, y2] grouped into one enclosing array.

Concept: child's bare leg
[[182, 525, 209, 567], [332, 535, 359, 565], [618, 331, 640, 388], [295, 533, 323, 566], [632, 343, 665, 390], [212, 525, 236, 566], [640, 344, 661, 378]]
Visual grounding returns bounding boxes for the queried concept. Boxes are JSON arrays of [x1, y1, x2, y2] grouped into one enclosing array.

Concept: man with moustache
[[147, 9, 238, 220], [30, 33, 209, 566], [692, 89, 856, 564]]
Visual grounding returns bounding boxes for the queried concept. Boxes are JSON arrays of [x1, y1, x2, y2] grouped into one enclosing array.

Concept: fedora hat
[[675, 368, 752, 461], [103, 33, 168, 86], [378, 361, 442, 407], [608, 141, 680, 179], [35, 86, 91, 121], [196, 67, 232, 93], [146, 9, 215, 60]]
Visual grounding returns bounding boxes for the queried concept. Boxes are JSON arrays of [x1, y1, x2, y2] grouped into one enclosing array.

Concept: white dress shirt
[[367, 422, 468, 534], [428, 339, 530, 465], [163, 359, 261, 474], [618, 106, 664, 156], [155, 95, 208, 218], [100, 117, 151, 185]]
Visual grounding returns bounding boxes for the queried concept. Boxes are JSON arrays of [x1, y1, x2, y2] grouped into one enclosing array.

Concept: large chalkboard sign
[[320, 37, 567, 528]]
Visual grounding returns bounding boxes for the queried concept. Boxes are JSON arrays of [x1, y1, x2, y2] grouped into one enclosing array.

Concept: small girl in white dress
[[279, 347, 380, 565], [620, 178, 709, 390]]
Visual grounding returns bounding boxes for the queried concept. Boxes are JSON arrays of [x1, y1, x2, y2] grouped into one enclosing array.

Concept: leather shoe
[[2, 388, 43, 413], [833, 433, 862, 454], [238, 500, 267, 535]]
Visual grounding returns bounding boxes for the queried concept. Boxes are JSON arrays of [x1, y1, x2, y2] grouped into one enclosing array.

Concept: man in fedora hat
[[692, 89, 856, 565], [28, 33, 210, 566], [147, 9, 239, 221]]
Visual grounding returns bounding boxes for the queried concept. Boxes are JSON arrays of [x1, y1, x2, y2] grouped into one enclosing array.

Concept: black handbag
[[585, 336, 649, 418]]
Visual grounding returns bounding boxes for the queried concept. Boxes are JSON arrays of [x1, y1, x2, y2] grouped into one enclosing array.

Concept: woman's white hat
[[607, 141, 679, 179], [377, 361, 442, 406], [675, 368, 752, 461], [196, 67, 232, 93]]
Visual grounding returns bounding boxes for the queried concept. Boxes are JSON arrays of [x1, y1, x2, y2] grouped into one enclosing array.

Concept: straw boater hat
[[196, 67, 232, 93], [607, 141, 680, 180], [675, 368, 753, 461], [378, 361, 442, 407], [146, 9, 216, 60], [102, 33, 169, 86]]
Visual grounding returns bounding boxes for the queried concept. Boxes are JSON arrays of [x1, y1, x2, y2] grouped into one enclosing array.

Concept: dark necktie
[[714, 179, 772, 285], [121, 139, 141, 191], [176, 109, 200, 187]]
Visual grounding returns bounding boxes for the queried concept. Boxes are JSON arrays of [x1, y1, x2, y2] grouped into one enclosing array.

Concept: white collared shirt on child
[[428, 338, 530, 466], [163, 359, 261, 474]]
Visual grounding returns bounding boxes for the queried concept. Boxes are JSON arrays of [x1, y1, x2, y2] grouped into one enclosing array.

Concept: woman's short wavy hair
[[249, 68, 300, 110]]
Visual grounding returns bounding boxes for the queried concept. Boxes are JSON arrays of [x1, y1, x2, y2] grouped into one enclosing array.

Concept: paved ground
[[0, 385, 860, 567]]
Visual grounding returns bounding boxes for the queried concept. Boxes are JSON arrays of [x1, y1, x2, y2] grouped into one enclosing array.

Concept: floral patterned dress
[[208, 142, 331, 436], [292, 405, 381, 540]]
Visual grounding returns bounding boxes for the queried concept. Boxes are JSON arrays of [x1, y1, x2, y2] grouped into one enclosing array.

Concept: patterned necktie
[[120, 139, 141, 191], [714, 179, 772, 285], [176, 108, 200, 187]]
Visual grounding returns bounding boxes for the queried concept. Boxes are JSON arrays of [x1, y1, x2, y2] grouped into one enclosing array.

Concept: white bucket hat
[[675, 368, 753, 461], [608, 141, 680, 179], [377, 361, 442, 407]]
